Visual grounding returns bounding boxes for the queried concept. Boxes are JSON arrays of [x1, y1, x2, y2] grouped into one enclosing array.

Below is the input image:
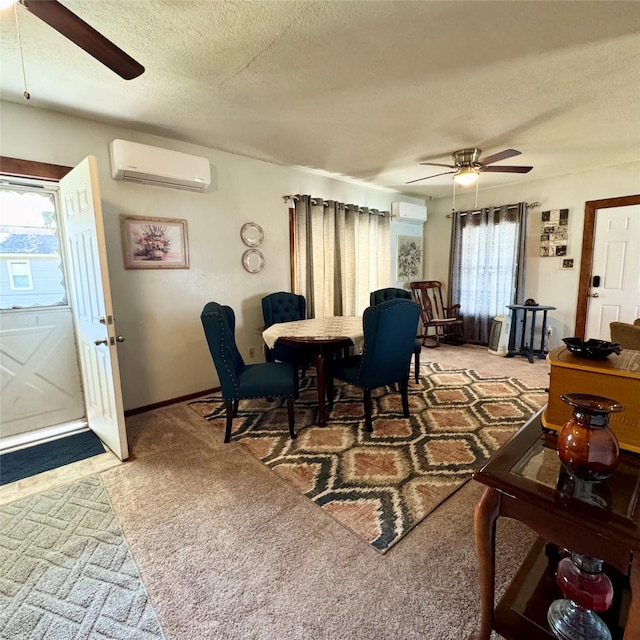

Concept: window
[[450, 203, 527, 344], [0, 185, 67, 309], [7, 260, 33, 290]]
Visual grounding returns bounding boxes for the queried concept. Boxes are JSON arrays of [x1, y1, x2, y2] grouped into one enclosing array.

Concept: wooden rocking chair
[[409, 280, 465, 348]]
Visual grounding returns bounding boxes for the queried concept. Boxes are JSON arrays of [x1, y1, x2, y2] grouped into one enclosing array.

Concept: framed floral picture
[[396, 235, 422, 280], [120, 215, 189, 269]]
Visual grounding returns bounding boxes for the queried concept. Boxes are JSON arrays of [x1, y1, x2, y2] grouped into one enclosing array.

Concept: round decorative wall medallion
[[242, 248, 265, 273], [240, 222, 264, 247]]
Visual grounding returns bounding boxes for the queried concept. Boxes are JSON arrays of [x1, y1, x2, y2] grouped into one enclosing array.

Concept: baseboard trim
[[124, 388, 220, 417]]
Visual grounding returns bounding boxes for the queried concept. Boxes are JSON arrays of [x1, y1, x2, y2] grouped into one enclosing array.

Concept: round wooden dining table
[[262, 316, 364, 427]]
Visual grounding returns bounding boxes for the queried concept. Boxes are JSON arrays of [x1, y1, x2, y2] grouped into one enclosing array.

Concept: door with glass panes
[[0, 183, 85, 440], [0, 158, 128, 461]]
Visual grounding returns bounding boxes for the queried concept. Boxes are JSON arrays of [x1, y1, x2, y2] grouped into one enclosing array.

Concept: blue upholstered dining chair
[[327, 298, 421, 433], [370, 288, 421, 383], [201, 302, 296, 443], [261, 292, 308, 383]]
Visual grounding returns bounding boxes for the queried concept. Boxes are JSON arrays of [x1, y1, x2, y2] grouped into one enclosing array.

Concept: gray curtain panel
[[449, 203, 527, 344]]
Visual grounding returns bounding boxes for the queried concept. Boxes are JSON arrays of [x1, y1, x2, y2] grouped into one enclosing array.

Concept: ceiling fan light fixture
[[453, 167, 479, 187], [408, 148, 532, 186]]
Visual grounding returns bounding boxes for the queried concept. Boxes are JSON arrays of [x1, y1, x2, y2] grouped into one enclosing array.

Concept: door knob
[[588, 292, 599, 298], [115, 336, 125, 343], [94, 338, 108, 346]]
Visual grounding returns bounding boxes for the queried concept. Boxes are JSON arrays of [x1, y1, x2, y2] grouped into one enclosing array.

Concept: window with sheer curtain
[[291, 195, 390, 318], [449, 203, 527, 344]]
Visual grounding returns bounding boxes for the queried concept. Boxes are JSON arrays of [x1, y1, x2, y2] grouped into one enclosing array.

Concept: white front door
[[0, 308, 85, 439], [585, 204, 640, 340], [59, 157, 128, 460]]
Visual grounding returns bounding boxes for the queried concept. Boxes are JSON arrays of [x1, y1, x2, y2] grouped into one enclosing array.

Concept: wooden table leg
[[624, 551, 640, 639], [314, 351, 328, 427], [469, 487, 501, 640]]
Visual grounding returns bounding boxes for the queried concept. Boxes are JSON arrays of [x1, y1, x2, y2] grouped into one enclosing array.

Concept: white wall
[[0, 101, 423, 410], [423, 163, 640, 349]]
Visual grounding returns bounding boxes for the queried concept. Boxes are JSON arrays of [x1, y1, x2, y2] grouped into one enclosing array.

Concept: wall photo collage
[[539, 208, 569, 257]]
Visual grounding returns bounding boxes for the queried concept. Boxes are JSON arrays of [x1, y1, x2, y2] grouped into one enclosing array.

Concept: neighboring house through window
[[7, 260, 33, 290], [0, 187, 66, 309]]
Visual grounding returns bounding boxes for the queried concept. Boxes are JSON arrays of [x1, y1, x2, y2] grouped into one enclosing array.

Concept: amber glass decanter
[[556, 393, 624, 481], [547, 393, 624, 640]]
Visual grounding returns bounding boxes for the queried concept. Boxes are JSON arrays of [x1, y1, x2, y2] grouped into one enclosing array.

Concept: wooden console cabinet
[[542, 347, 640, 453]]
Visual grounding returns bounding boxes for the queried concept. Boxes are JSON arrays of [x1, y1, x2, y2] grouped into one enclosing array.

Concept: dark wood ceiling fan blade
[[482, 165, 533, 173], [418, 162, 455, 168], [478, 148, 521, 166], [21, 0, 144, 80], [406, 171, 455, 184]]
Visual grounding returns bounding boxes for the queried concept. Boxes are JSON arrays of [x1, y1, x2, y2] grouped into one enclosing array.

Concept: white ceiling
[[1, 1, 639, 198]]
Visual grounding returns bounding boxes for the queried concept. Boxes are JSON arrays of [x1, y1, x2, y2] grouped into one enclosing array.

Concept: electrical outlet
[[248, 346, 256, 359], [546, 327, 553, 337]]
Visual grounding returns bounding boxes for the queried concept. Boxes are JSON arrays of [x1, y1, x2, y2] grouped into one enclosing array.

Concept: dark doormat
[[0, 430, 105, 486]]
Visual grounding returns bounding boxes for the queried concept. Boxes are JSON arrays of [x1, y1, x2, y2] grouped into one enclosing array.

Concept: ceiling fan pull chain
[[14, 5, 30, 100]]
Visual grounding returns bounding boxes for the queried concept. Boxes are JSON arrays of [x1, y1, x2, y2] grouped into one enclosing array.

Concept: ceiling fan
[[10, 0, 144, 80], [407, 148, 533, 186]]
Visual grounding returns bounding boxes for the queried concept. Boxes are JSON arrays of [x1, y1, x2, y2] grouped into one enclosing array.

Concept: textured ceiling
[[1, 0, 639, 198]]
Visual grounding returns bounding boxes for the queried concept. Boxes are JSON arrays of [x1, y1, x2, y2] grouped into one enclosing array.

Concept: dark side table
[[506, 304, 556, 363], [469, 407, 640, 640]]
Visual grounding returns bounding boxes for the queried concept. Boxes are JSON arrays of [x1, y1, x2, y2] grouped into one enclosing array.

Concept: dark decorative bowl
[[562, 337, 622, 359]]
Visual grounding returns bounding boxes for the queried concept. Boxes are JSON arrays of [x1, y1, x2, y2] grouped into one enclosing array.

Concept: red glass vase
[[556, 394, 624, 481]]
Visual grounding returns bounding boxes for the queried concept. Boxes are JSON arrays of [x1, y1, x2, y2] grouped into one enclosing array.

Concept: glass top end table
[[469, 407, 640, 640]]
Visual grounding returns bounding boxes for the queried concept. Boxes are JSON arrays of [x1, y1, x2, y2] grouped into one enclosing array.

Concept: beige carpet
[[6, 345, 551, 639]]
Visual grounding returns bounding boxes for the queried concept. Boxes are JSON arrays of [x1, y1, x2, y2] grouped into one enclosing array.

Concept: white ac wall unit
[[109, 139, 211, 192], [391, 202, 427, 224], [488, 314, 512, 356]]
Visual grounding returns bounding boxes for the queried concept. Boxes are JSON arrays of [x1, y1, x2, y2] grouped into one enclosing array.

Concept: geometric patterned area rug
[[0, 476, 165, 640], [189, 363, 547, 554]]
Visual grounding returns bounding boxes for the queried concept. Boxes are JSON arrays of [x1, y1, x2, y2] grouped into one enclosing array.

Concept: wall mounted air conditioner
[[488, 314, 512, 356], [391, 202, 427, 224], [109, 139, 211, 192]]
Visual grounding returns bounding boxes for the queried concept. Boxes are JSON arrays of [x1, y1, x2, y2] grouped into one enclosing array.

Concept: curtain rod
[[283, 194, 389, 216], [445, 201, 540, 218]]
